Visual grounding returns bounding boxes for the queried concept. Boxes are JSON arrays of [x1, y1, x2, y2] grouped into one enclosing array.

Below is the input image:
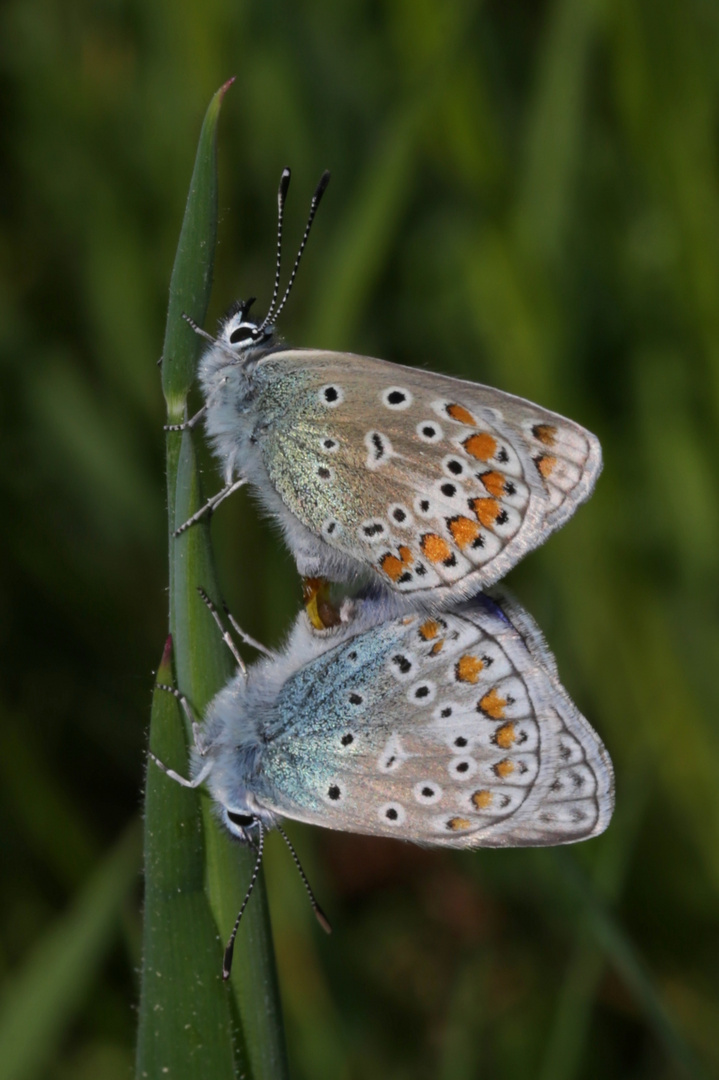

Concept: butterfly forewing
[[254, 351, 601, 601], [253, 596, 613, 847]]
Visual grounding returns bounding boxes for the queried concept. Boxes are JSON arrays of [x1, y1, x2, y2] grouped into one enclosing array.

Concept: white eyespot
[[434, 479, 462, 503], [379, 802, 406, 826], [447, 732, 474, 752], [319, 436, 340, 453], [388, 503, 413, 528], [323, 780, 345, 804], [413, 782, 443, 805], [381, 386, 413, 410], [449, 756, 478, 781], [378, 734, 408, 773], [387, 652, 416, 680], [416, 420, 443, 443], [322, 517, 342, 538], [407, 680, 437, 705], [413, 495, 435, 519], [319, 384, 344, 407], [359, 518, 387, 543], [364, 430, 394, 470], [432, 702, 457, 723], [442, 455, 466, 478]]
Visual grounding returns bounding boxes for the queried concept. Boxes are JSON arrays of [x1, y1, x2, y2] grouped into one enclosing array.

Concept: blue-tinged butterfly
[[174, 170, 602, 611], [152, 586, 614, 975]]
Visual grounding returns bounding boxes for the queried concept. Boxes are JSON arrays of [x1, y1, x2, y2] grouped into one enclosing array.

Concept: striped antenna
[[222, 820, 265, 980], [256, 168, 291, 334], [257, 170, 330, 332]]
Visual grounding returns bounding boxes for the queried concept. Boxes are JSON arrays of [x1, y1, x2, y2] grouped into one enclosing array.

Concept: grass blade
[[137, 81, 288, 1080]]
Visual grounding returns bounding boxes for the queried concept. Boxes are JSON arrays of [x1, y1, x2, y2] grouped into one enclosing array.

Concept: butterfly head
[[203, 168, 330, 374], [216, 298, 276, 359], [222, 807, 262, 843]]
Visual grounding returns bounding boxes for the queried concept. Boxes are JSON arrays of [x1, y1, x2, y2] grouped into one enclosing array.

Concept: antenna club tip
[[279, 168, 291, 197], [222, 944, 234, 980], [315, 170, 331, 200]]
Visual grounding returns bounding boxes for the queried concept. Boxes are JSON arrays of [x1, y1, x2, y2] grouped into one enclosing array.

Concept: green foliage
[[1, 1, 718, 1078]]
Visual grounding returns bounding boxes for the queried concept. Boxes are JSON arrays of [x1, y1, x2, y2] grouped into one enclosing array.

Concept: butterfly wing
[[252, 594, 614, 847], [252, 350, 601, 601]]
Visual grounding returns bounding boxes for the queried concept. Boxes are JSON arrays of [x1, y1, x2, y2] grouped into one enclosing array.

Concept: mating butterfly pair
[[155, 170, 613, 973]]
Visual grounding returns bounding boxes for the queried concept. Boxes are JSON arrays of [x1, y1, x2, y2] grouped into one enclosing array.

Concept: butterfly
[[154, 586, 613, 857], [175, 170, 602, 611], [152, 586, 613, 973]]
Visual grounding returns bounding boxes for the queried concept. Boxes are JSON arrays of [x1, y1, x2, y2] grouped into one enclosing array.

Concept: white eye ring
[[378, 802, 406, 825], [448, 756, 478, 781], [319, 384, 345, 407], [381, 386, 413, 410], [413, 781, 443, 805], [416, 420, 443, 442]]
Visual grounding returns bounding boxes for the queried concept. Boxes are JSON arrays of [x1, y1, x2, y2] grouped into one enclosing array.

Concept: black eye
[[226, 810, 255, 827], [229, 325, 255, 344]]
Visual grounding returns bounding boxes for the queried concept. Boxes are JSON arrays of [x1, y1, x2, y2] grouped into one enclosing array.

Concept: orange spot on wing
[[536, 454, 558, 479], [448, 516, 481, 548], [463, 432, 497, 461], [479, 688, 506, 719], [380, 554, 404, 581], [380, 546, 414, 581], [420, 619, 441, 640], [494, 758, 515, 779], [447, 816, 472, 831], [430, 640, 444, 655], [421, 533, 452, 563], [533, 424, 557, 447], [471, 790, 493, 810], [494, 722, 516, 749], [456, 655, 484, 683], [446, 403, 476, 425], [471, 497, 502, 528], [479, 470, 506, 497]]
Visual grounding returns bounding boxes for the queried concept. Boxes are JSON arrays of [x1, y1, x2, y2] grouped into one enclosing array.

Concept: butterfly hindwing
[[250, 593, 613, 847], [251, 350, 601, 602]]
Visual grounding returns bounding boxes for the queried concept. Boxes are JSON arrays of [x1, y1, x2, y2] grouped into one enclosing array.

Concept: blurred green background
[[1, 0, 718, 1077]]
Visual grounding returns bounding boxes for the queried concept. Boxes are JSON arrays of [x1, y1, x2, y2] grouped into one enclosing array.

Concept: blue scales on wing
[[251, 593, 614, 847]]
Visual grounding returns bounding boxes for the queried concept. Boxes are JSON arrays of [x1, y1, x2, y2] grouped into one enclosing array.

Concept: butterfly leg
[[173, 478, 247, 536], [223, 602, 275, 658], [148, 748, 213, 788], [196, 586, 247, 673], [164, 404, 207, 432], [155, 682, 210, 757], [196, 584, 274, 659]]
